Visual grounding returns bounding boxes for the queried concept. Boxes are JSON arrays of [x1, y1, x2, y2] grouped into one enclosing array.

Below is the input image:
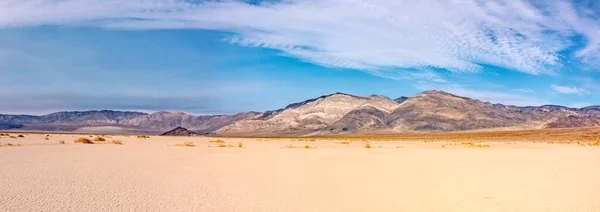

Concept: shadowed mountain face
[[1, 91, 599, 135]]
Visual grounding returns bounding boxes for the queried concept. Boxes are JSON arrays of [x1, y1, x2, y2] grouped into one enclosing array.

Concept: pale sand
[[1, 133, 599, 212]]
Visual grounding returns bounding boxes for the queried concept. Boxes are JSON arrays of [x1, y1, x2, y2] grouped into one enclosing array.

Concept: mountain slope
[[387, 91, 577, 132], [216, 93, 401, 136]]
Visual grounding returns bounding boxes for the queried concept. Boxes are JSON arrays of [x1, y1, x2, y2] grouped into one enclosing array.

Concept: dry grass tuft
[[365, 143, 371, 148], [298, 138, 316, 142], [112, 140, 123, 145], [59, 140, 66, 144], [578, 141, 600, 146], [238, 142, 243, 148], [476, 144, 490, 148], [174, 142, 196, 147], [94, 137, 106, 142], [74, 138, 94, 144], [209, 139, 226, 143], [283, 144, 315, 149], [460, 141, 490, 148]]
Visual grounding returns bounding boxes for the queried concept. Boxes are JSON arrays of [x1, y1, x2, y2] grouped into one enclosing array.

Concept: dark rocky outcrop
[[160, 127, 197, 136]]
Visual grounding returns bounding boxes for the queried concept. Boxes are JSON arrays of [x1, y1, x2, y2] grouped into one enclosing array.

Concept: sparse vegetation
[[59, 140, 66, 144], [365, 143, 371, 148], [298, 138, 316, 142], [238, 142, 243, 148], [137, 135, 151, 139], [74, 138, 94, 144], [184, 142, 195, 147], [112, 140, 123, 145], [476, 144, 490, 148], [282, 144, 315, 149], [338, 141, 351, 145], [94, 137, 106, 142], [577, 141, 600, 146], [209, 139, 226, 143], [17, 134, 24, 138]]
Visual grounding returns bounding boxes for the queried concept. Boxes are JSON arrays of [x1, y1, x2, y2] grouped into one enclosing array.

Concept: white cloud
[[0, 0, 599, 76], [551, 85, 585, 94]]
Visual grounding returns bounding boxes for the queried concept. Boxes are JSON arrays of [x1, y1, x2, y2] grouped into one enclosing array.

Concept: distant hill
[[2, 90, 599, 136], [160, 127, 197, 136]]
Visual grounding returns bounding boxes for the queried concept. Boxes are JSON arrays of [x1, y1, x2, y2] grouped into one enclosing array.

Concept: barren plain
[[1, 128, 600, 212]]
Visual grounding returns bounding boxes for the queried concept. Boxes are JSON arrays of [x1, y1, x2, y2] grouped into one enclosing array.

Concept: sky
[[1, 0, 600, 115]]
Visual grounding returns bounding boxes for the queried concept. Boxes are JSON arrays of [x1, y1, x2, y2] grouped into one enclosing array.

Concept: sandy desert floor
[[1, 132, 600, 212]]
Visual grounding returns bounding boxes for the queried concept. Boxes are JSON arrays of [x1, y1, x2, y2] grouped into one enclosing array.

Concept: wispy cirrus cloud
[[551, 85, 585, 94], [0, 0, 599, 78]]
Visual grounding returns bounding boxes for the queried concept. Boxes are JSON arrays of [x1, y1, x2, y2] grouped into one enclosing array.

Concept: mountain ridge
[[1, 90, 599, 135]]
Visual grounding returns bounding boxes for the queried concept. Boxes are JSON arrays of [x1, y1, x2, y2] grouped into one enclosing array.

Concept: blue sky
[[1, 0, 599, 115]]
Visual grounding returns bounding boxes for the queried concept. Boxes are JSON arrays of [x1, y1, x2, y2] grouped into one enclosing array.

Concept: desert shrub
[[299, 138, 316, 142], [17, 134, 24, 138], [74, 138, 94, 144], [476, 144, 490, 148], [137, 135, 150, 139], [218, 143, 227, 147], [587, 141, 600, 146], [238, 142, 243, 148], [183, 142, 195, 147], [9, 136, 16, 139], [59, 140, 65, 144], [365, 143, 371, 148], [304, 145, 315, 149], [338, 141, 350, 145], [94, 137, 106, 142], [209, 139, 225, 143], [111, 140, 123, 145]]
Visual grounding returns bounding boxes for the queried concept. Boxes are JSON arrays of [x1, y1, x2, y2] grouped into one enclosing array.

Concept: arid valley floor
[[1, 129, 600, 212]]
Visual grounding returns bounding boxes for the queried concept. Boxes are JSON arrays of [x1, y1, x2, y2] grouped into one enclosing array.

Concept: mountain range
[[1, 90, 599, 136]]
